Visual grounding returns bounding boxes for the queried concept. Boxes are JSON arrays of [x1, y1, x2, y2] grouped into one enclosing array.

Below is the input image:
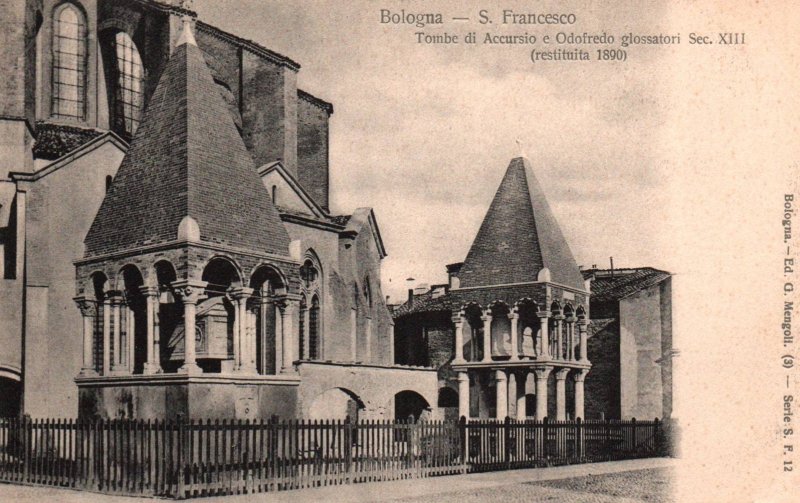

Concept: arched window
[[52, 4, 87, 120], [110, 32, 143, 137], [105, 175, 113, 193], [309, 295, 320, 359], [363, 278, 372, 308]]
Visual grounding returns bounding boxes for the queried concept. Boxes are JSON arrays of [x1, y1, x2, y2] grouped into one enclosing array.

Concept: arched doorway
[[249, 265, 286, 375], [394, 390, 431, 422]]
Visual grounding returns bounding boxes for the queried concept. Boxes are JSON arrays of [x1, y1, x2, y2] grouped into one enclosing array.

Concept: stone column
[[495, 369, 508, 419], [574, 369, 589, 420], [280, 299, 297, 373], [274, 299, 284, 372], [567, 318, 576, 361], [102, 296, 111, 375], [453, 313, 465, 363], [75, 296, 97, 376], [126, 303, 136, 373], [110, 292, 123, 374], [507, 371, 517, 418], [534, 366, 553, 420], [248, 307, 258, 371], [555, 368, 570, 420], [173, 280, 207, 375], [516, 371, 527, 420], [458, 372, 470, 419], [365, 317, 372, 362], [141, 286, 161, 374], [537, 311, 551, 359], [481, 312, 492, 362], [554, 315, 564, 360], [578, 319, 590, 363], [350, 308, 357, 361], [230, 287, 255, 373], [508, 311, 519, 361]]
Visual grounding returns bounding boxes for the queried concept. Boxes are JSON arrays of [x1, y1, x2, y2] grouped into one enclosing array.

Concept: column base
[[108, 368, 128, 376], [452, 357, 466, 365], [281, 365, 296, 374], [178, 362, 203, 375], [142, 362, 163, 375], [78, 368, 98, 377], [235, 366, 258, 375]]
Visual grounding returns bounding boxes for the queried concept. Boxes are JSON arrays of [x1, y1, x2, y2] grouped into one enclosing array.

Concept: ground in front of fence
[[391, 466, 674, 503]]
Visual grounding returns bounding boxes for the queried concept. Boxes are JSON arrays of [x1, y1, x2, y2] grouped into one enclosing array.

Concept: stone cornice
[[451, 280, 589, 296], [451, 360, 591, 372], [195, 21, 300, 70], [75, 373, 302, 387], [297, 360, 438, 373], [297, 89, 334, 115], [74, 240, 299, 268]]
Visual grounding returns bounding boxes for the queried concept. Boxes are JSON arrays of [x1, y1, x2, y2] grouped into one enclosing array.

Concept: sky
[[194, 2, 800, 498], [194, 0, 674, 303]]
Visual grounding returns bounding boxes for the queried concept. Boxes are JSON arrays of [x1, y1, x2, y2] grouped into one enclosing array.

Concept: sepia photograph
[[0, 1, 796, 501]]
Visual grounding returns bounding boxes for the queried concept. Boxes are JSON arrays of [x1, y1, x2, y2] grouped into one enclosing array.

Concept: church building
[[0, 0, 438, 421]]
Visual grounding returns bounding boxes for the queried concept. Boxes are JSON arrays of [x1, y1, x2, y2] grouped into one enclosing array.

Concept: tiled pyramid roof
[[457, 157, 585, 291], [582, 267, 671, 303], [84, 27, 290, 258]]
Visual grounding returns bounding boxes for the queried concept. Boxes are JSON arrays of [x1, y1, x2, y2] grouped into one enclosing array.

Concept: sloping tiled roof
[[33, 122, 105, 160], [84, 31, 290, 257], [582, 267, 671, 303], [392, 290, 454, 318], [458, 157, 585, 291]]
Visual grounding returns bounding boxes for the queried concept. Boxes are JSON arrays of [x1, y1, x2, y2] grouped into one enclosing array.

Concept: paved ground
[[0, 457, 675, 502]]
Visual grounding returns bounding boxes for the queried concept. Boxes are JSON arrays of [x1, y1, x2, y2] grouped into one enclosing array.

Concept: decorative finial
[[516, 138, 526, 158], [175, 16, 197, 48]]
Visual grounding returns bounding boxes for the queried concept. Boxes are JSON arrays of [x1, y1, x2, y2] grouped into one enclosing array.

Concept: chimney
[[610, 256, 615, 277], [407, 289, 414, 306]]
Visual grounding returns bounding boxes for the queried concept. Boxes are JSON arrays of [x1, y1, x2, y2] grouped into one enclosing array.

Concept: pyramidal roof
[[457, 157, 585, 291], [84, 23, 290, 258]]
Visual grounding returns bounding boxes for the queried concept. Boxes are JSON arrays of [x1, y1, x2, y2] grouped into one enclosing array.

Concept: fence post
[[575, 417, 582, 460], [176, 414, 185, 500], [503, 416, 511, 469], [604, 419, 611, 460], [542, 417, 549, 462], [458, 416, 467, 473], [344, 415, 353, 484], [631, 417, 637, 457]]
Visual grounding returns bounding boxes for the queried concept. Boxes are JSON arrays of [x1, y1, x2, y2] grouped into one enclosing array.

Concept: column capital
[[573, 369, 590, 382], [494, 368, 507, 382], [533, 366, 553, 380], [106, 290, 124, 304], [452, 313, 464, 324], [507, 311, 519, 320], [555, 368, 571, 381], [73, 296, 97, 317], [536, 310, 552, 319], [171, 279, 207, 305], [228, 286, 254, 300], [553, 314, 565, 321], [457, 371, 469, 382], [480, 313, 492, 322], [139, 285, 160, 298], [577, 318, 590, 329], [565, 316, 578, 323]]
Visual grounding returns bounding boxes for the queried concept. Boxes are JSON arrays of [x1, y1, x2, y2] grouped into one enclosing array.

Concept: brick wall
[[240, 51, 298, 175], [297, 91, 330, 210], [585, 316, 621, 419]]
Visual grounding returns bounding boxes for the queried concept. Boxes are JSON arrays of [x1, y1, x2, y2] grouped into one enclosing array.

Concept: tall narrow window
[[298, 296, 307, 360], [309, 295, 320, 359], [111, 32, 143, 137], [52, 4, 87, 120]]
